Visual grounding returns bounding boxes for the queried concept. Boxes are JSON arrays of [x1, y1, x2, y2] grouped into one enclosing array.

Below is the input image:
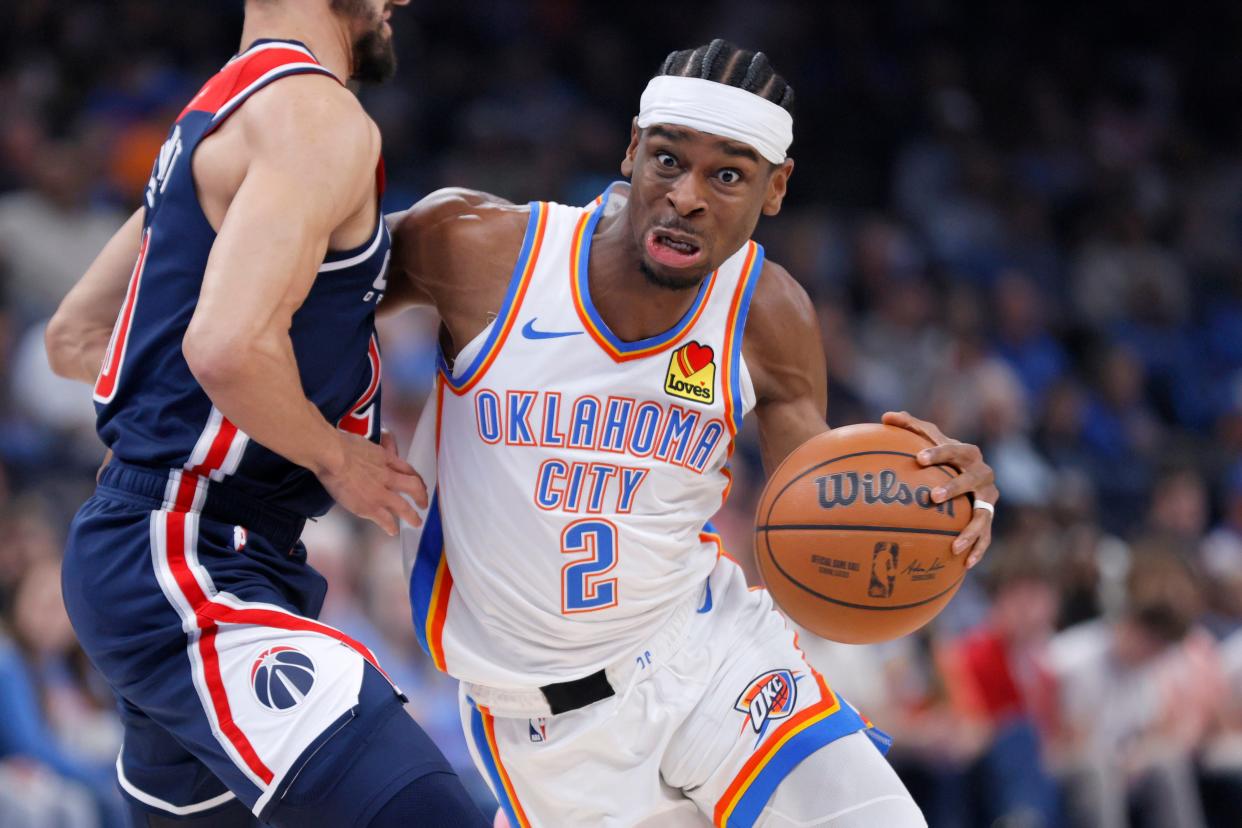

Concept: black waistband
[[540, 669, 615, 715], [97, 460, 307, 551]]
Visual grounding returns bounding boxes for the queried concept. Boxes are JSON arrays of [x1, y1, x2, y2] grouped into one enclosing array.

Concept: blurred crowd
[[2, 1, 1241, 826]]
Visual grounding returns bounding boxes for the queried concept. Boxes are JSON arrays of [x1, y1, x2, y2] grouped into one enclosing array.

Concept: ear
[[620, 118, 640, 178], [761, 158, 795, 216]]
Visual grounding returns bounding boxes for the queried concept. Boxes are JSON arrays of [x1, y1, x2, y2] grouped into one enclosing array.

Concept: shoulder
[[740, 256, 824, 405], [237, 74, 378, 172], [393, 188, 530, 266], [396, 188, 526, 243]]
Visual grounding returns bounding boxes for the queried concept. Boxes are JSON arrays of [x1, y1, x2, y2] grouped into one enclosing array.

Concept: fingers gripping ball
[[755, 424, 971, 644]]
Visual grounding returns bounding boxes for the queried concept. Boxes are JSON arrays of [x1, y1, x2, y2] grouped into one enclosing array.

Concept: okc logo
[[664, 341, 715, 405], [734, 669, 801, 741], [250, 646, 316, 713]]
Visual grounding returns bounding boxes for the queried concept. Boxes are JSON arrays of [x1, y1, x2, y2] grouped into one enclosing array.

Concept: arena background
[[2, 1, 1241, 825]]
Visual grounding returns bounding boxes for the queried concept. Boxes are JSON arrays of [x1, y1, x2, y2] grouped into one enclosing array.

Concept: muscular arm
[[45, 208, 144, 382], [744, 262, 998, 566], [182, 76, 422, 533], [380, 188, 526, 347], [743, 262, 830, 473]]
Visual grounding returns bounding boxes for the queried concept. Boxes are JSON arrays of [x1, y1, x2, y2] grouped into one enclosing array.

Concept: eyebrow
[[646, 125, 761, 164]]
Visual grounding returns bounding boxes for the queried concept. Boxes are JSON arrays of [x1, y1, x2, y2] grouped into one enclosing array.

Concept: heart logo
[[678, 342, 714, 377]]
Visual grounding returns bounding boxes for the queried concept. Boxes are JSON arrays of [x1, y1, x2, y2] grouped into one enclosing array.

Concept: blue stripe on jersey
[[408, 491, 445, 657], [727, 244, 765, 433]]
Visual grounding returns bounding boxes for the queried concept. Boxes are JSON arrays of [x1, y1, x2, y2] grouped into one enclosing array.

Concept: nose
[[665, 174, 708, 217]]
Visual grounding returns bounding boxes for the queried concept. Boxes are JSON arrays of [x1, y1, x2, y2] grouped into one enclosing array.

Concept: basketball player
[[44, 1, 488, 826], [384, 41, 999, 827]]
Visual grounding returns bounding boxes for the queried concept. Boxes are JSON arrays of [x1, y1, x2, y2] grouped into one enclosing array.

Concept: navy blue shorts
[[63, 462, 456, 825]]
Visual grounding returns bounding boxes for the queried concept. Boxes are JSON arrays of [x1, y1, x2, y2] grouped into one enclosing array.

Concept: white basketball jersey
[[403, 183, 765, 688]]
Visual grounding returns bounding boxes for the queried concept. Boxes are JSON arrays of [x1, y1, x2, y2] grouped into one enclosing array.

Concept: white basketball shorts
[[457, 556, 924, 827]]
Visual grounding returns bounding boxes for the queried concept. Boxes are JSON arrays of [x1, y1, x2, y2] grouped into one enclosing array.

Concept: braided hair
[[656, 39, 795, 112]]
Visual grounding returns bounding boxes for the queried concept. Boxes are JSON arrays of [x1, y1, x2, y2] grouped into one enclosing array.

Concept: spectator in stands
[[1049, 552, 1224, 828]]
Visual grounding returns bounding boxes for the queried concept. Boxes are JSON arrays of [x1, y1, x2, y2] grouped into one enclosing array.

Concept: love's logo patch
[[665, 341, 715, 405]]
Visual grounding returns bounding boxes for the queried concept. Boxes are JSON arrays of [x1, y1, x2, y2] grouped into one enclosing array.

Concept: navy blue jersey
[[93, 40, 389, 518]]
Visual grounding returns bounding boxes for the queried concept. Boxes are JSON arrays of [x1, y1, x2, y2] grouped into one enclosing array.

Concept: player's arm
[[745, 262, 999, 567], [380, 187, 519, 318], [182, 76, 423, 535], [45, 208, 144, 383]]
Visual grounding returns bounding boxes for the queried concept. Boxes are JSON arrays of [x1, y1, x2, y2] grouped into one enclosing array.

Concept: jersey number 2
[[561, 519, 619, 614]]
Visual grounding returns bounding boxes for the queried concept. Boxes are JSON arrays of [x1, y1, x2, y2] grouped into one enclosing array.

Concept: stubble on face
[[331, 0, 396, 82]]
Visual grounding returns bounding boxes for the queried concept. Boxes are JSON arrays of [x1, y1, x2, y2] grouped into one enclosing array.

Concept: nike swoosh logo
[[522, 318, 582, 340], [697, 579, 713, 613]]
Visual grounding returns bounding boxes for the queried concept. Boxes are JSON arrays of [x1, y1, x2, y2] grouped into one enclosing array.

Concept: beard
[[331, 0, 397, 83], [638, 260, 707, 292]]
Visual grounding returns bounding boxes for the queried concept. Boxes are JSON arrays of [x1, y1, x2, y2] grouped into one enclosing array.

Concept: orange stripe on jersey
[[719, 241, 760, 446], [424, 553, 452, 672]]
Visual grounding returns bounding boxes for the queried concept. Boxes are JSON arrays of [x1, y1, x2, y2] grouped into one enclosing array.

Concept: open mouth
[[646, 229, 704, 268]]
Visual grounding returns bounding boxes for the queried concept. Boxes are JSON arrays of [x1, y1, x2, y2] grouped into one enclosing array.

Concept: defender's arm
[[45, 208, 144, 383], [183, 75, 423, 534]]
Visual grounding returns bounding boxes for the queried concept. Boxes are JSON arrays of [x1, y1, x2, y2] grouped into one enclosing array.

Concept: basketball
[[755, 424, 972, 644]]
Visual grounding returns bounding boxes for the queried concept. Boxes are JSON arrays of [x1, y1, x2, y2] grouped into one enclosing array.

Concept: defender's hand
[[882, 410, 999, 569], [317, 431, 428, 536]]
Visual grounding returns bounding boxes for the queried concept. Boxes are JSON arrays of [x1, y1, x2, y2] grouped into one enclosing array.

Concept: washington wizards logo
[[734, 669, 803, 744], [250, 646, 316, 712]]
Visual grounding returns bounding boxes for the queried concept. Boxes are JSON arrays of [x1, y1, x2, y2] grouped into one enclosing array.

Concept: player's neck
[[587, 210, 703, 343], [239, 6, 353, 82]]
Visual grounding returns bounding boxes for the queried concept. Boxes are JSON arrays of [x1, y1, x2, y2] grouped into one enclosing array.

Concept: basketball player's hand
[[318, 431, 428, 536], [881, 411, 999, 569]]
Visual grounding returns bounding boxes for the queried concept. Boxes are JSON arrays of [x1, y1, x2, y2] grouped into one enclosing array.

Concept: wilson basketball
[[755, 424, 972, 644]]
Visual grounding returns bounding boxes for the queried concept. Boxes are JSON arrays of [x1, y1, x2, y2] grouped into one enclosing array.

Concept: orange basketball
[[754, 424, 971, 644]]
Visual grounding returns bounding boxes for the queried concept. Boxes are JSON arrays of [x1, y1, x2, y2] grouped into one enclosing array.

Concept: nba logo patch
[[250, 646, 316, 713], [528, 717, 547, 743], [734, 669, 801, 742], [665, 341, 715, 405]]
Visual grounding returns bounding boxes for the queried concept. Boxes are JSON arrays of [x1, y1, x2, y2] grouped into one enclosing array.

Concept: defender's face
[[621, 122, 793, 290]]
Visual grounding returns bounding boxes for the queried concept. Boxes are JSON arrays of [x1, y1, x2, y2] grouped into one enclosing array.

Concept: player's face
[[621, 122, 794, 290], [332, 0, 406, 83]]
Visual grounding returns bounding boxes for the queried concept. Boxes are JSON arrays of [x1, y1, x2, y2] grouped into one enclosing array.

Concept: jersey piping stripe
[[468, 700, 532, 828], [320, 221, 386, 272], [116, 752, 237, 816], [229, 41, 315, 65], [439, 202, 549, 394], [720, 242, 764, 439], [714, 672, 870, 827], [209, 63, 338, 126], [570, 191, 717, 362]]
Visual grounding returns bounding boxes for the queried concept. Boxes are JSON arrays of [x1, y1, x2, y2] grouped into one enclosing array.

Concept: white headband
[[637, 75, 793, 164]]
